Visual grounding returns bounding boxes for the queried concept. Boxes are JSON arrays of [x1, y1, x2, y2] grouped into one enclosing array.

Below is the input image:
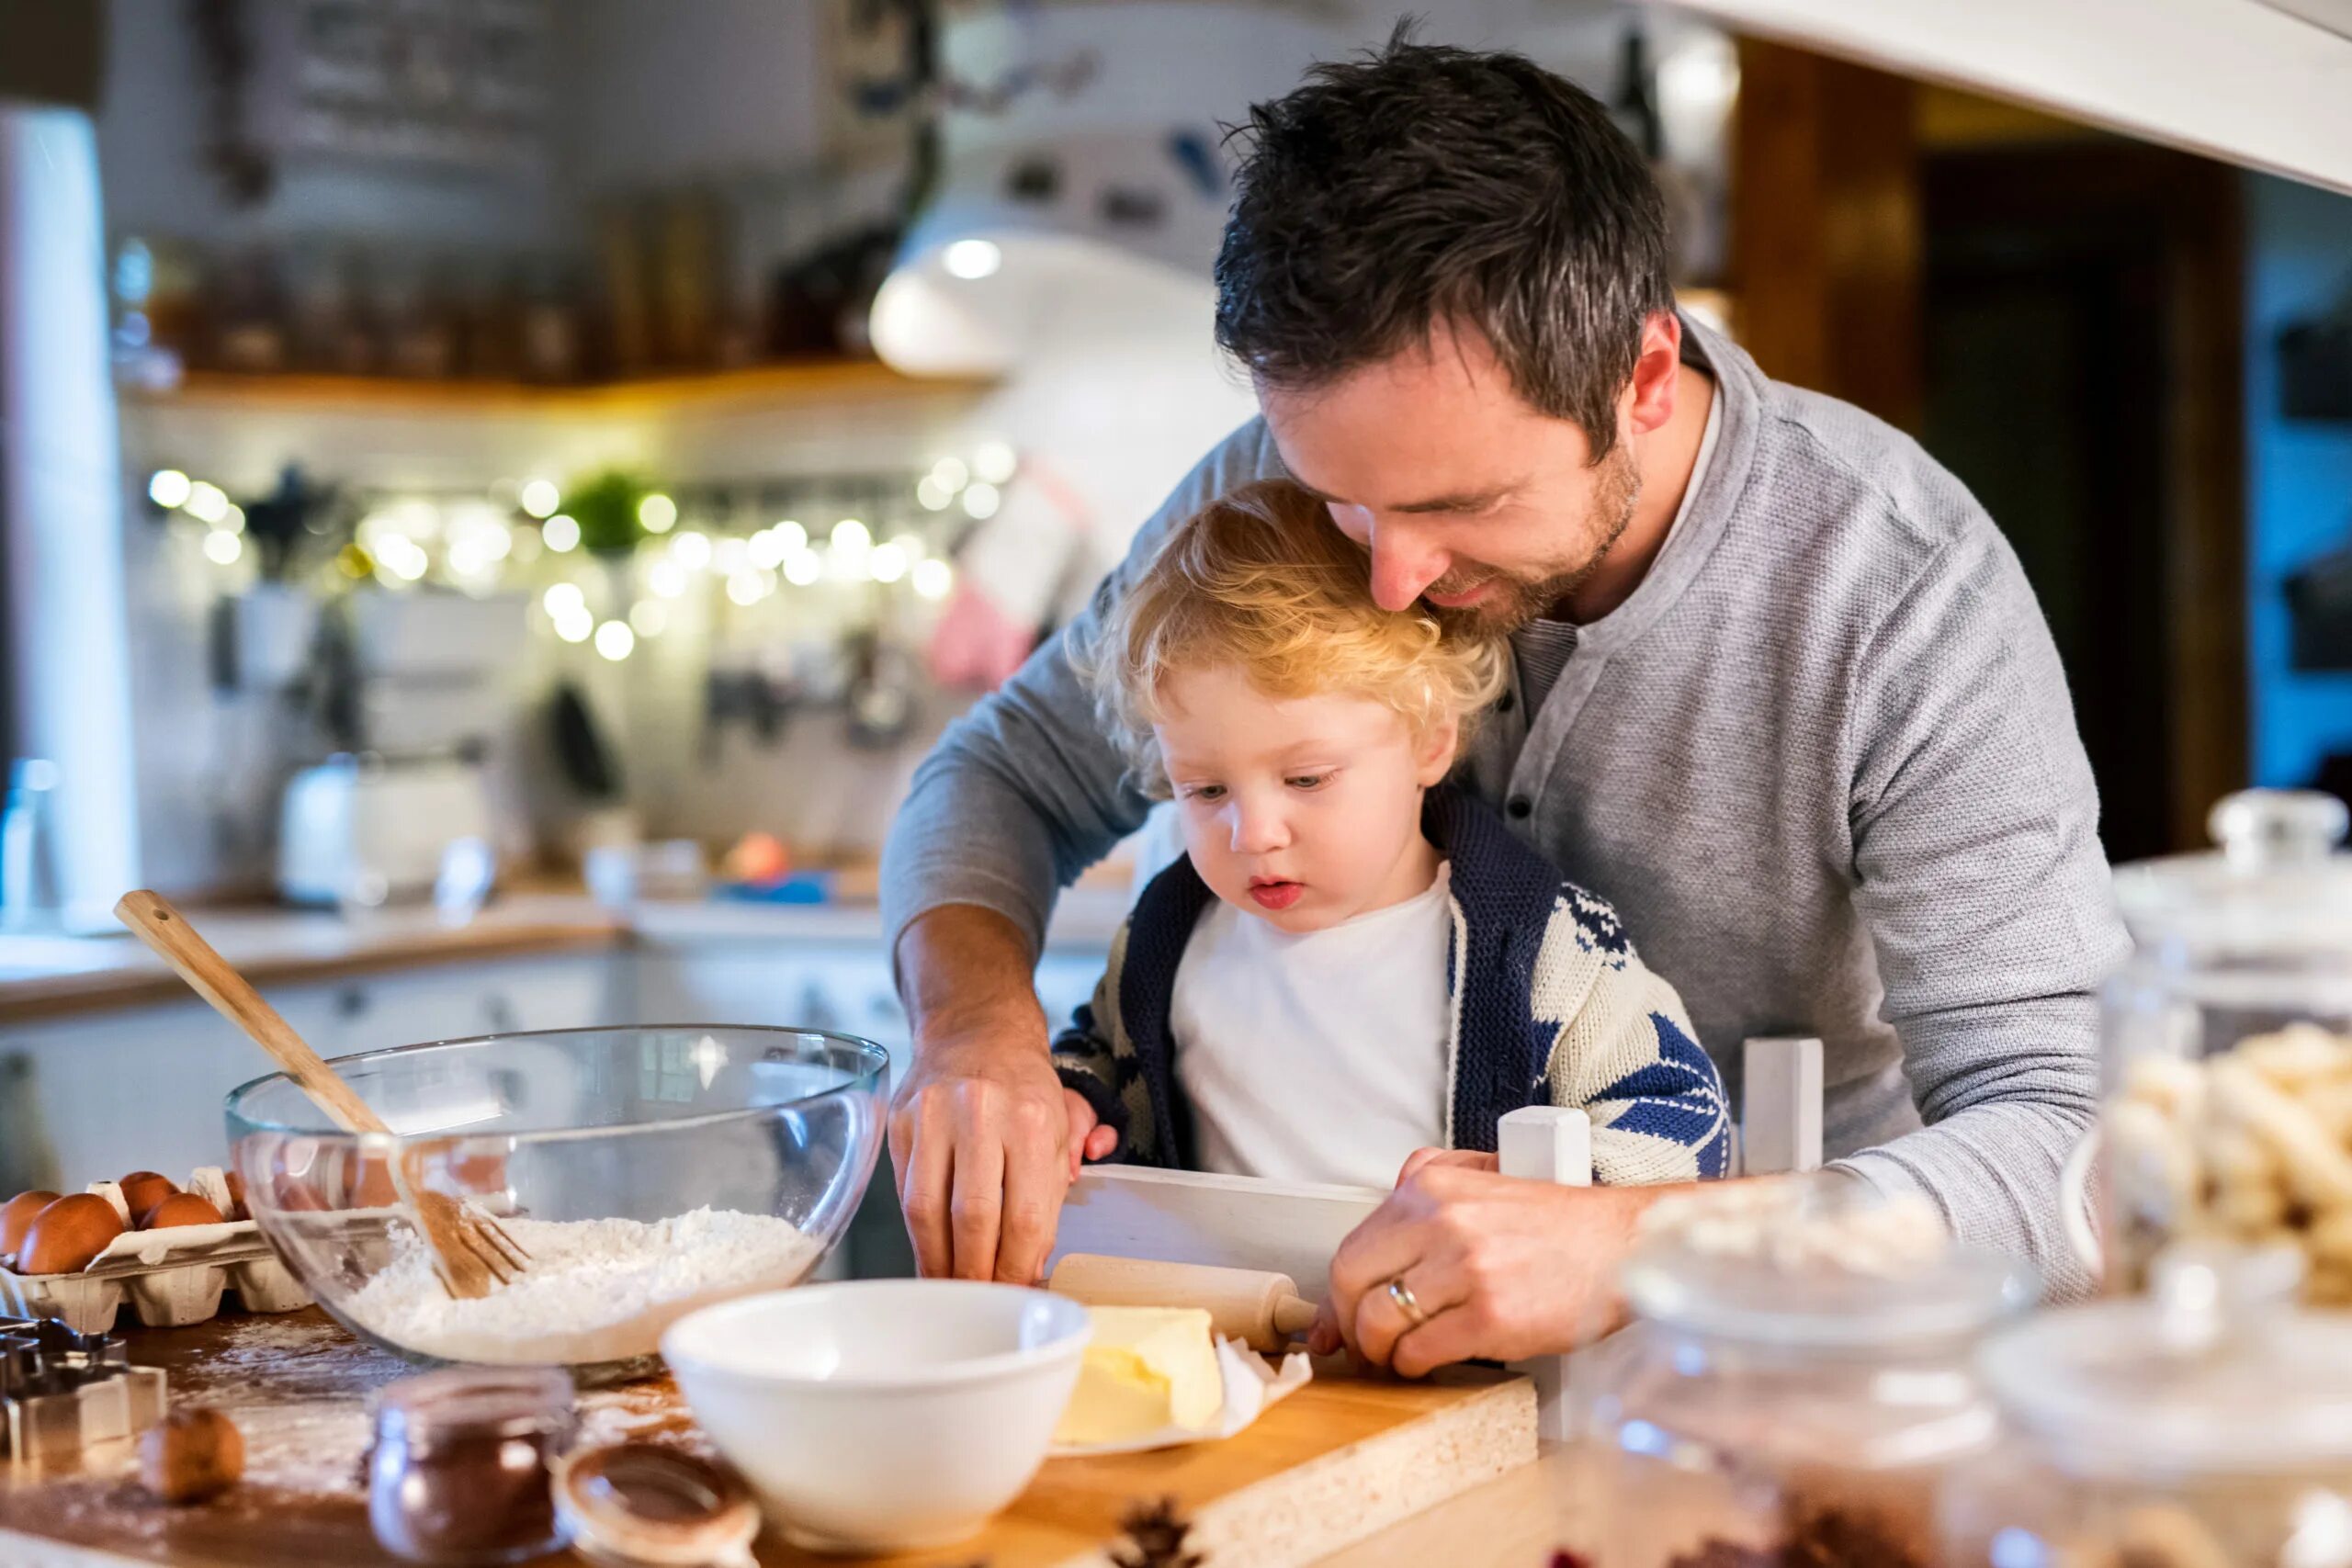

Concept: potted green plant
[[565, 470, 650, 557]]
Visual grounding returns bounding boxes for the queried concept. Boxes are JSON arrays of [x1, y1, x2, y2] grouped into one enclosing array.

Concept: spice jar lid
[[1982, 1247, 2352, 1476], [554, 1442, 760, 1568], [375, 1366, 575, 1446], [2111, 789, 2352, 957], [1622, 1184, 2038, 1350]]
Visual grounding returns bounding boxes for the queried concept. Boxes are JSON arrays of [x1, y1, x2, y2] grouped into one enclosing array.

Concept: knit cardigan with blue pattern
[[1053, 785, 1734, 1185]]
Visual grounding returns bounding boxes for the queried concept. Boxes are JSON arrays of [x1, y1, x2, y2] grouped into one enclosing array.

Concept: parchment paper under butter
[[1050, 1337, 1314, 1457]]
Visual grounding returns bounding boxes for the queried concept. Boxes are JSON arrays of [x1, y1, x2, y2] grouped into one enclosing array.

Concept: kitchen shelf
[[122, 357, 991, 416]]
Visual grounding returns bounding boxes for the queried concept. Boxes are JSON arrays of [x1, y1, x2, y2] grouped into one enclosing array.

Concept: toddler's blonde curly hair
[[1073, 479, 1510, 798]]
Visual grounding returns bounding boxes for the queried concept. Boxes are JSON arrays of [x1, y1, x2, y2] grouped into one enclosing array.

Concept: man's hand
[[891, 1041, 1071, 1282], [889, 906, 1076, 1283], [1308, 1159, 1661, 1376]]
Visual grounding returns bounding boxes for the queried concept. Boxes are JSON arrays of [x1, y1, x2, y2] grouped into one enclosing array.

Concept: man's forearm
[[895, 903, 1050, 1057], [888, 903, 1069, 1282], [1831, 1100, 2094, 1297]]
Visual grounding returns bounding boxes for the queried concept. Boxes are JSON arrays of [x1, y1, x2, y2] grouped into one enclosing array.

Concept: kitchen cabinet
[[0, 953, 616, 1186], [618, 935, 1114, 1280], [304, 953, 622, 1055], [1670, 0, 2352, 197], [619, 938, 1112, 1087]]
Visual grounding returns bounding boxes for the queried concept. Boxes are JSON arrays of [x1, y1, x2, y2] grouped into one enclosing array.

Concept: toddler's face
[[1153, 663, 1454, 933]]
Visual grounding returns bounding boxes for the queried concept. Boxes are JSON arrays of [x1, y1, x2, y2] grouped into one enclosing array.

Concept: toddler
[[1056, 479, 1731, 1188]]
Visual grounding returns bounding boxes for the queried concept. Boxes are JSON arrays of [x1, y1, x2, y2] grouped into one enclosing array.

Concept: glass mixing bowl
[[222, 1025, 888, 1374]]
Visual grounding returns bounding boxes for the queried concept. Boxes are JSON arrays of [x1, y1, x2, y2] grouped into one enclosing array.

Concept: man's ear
[[1415, 714, 1461, 787], [1623, 309, 1683, 442]]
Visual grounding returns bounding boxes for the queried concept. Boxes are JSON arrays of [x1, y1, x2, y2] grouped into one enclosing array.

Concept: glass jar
[[1576, 1184, 2038, 1567], [1943, 1246, 2352, 1567], [368, 1367, 575, 1565], [2102, 790, 2352, 1299]]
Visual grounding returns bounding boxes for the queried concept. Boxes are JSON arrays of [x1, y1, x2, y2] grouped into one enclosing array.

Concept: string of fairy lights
[[141, 444, 1022, 662]]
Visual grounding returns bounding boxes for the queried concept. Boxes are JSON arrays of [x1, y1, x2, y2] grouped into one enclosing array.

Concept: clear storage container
[[1576, 1184, 2037, 1568], [1943, 1246, 2352, 1568], [2102, 790, 2352, 1300]]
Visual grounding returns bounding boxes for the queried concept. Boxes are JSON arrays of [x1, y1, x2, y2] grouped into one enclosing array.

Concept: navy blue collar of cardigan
[[1115, 782, 1564, 1165]]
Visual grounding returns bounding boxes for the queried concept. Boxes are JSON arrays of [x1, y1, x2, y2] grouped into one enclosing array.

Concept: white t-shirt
[[1169, 863, 1453, 1189]]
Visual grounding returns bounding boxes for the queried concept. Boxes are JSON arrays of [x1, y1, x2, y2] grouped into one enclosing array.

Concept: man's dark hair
[[1213, 25, 1673, 457]]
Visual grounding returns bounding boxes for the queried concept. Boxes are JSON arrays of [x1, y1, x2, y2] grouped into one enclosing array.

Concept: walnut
[[140, 1406, 244, 1505]]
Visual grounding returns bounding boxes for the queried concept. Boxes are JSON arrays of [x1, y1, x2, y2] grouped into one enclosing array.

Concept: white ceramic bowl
[[662, 1280, 1091, 1552]]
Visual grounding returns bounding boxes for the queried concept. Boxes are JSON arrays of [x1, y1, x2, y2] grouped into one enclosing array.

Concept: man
[[879, 33, 2126, 1366]]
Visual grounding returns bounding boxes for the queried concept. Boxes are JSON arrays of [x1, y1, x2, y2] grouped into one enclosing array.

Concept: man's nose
[[1363, 516, 1448, 612]]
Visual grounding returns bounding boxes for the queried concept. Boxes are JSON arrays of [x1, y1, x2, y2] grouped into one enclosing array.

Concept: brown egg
[[223, 1170, 249, 1222], [451, 1151, 510, 1193], [352, 1155, 400, 1210], [119, 1171, 177, 1219], [270, 1174, 329, 1213], [141, 1192, 225, 1231], [0, 1190, 61, 1269], [17, 1193, 127, 1275]]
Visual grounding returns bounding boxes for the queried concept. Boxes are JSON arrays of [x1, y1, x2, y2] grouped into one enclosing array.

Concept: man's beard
[[1423, 444, 1641, 637]]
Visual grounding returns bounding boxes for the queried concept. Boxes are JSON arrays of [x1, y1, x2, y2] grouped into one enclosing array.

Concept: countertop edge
[[0, 1528, 154, 1568], [0, 923, 628, 1026], [0, 888, 1129, 1027]]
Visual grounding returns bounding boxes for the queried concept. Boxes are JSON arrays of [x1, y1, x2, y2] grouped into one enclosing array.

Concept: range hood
[[868, 2, 1340, 376], [868, 130, 1230, 378], [1655, 0, 2352, 195]]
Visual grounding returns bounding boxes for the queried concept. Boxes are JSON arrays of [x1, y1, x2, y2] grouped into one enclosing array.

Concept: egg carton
[[0, 1168, 312, 1336]]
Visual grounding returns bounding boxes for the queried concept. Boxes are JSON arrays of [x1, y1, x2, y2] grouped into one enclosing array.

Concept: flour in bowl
[[341, 1208, 824, 1365]]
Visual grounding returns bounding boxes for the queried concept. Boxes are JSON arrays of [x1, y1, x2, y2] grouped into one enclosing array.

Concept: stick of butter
[[1052, 1306, 1224, 1447]]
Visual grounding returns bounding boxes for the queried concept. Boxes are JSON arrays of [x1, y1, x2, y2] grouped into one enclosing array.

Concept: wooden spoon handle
[[114, 889, 390, 1137]]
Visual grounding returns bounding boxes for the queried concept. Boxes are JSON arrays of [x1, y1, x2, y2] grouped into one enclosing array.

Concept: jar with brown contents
[[367, 1367, 574, 1565], [1571, 1182, 2036, 1568]]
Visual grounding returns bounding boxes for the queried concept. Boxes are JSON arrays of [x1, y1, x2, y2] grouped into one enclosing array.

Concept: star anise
[[1113, 1497, 1203, 1568]]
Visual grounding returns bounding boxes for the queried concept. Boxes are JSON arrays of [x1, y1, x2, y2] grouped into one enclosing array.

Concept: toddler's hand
[[1396, 1147, 1500, 1186], [1064, 1090, 1119, 1180]]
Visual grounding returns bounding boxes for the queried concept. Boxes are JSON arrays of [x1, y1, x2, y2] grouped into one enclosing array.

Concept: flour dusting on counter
[[342, 1208, 822, 1365]]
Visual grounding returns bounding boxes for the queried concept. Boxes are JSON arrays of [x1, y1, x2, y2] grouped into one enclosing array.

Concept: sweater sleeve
[[1534, 886, 1735, 1184], [1830, 522, 2127, 1298], [1052, 968, 1129, 1154], [1048, 922, 1147, 1162]]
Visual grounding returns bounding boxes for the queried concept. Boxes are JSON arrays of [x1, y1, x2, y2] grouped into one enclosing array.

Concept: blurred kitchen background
[[1, 0, 2348, 1268]]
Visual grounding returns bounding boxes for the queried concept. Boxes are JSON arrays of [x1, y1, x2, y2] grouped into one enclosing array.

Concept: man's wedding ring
[[1386, 1276, 1430, 1328]]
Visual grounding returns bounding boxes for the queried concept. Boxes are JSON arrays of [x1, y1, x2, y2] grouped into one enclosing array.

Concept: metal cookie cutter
[[1, 1315, 168, 1470]]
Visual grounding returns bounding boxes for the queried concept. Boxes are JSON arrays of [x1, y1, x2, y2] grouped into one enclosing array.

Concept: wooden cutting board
[[0, 1310, 1535, 1568], [768, 1367, 1537, 1568]]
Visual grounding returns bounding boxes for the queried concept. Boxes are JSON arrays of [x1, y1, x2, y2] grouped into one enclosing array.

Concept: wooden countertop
[[0, 1310, 1577, 1567]]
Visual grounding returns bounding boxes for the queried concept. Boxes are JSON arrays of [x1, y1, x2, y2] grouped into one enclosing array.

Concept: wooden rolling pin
[[1047, 1254, 1319, 1352]]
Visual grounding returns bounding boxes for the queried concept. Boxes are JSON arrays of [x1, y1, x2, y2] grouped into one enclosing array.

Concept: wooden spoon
[[114, 890, 526, 1300]]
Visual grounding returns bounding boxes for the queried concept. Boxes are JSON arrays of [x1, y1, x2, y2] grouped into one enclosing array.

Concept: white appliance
[[277, 755, 492, 908]]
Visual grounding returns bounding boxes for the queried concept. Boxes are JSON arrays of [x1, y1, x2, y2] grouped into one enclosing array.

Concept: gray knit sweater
[[880, 316, 2129, 1295]]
